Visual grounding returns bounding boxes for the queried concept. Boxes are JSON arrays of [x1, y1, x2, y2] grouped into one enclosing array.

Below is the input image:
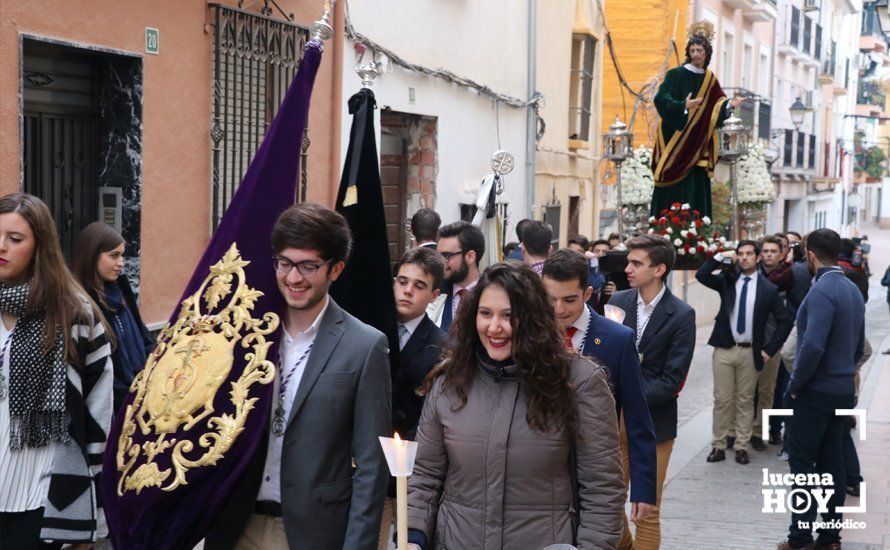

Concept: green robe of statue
[[650, 65, 731, 218]]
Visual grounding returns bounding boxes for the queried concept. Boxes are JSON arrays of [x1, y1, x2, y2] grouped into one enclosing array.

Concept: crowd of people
[[0, 193, 871, 550]]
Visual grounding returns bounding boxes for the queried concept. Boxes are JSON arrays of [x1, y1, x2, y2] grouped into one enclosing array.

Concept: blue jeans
[[785, 389, 856, 547]]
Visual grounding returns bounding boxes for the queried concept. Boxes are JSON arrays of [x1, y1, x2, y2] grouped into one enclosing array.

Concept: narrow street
[[656, 224, 890, 550]]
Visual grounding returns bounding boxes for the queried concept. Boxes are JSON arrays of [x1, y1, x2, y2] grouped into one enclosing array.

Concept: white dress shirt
[[257, 297, 330, 503], [570, 304, 591, 353], [398, 313, 425, 351], [730, 273, 757, 344], [636, 285, 666, 349], [0, 321, 54, 512], [452, 279, 478, 319]]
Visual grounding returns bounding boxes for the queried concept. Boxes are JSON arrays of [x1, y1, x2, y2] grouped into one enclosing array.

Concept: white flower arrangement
[[735, 143, 775, 206], [620, 146, 655, 206]]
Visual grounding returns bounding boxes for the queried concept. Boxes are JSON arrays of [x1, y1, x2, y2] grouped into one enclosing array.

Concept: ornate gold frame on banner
[[116, 244, 279, 495]]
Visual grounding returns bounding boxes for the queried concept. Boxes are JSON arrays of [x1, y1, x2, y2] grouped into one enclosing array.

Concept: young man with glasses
[[428, 221, 485, 331], [206, 203, 391, 550]]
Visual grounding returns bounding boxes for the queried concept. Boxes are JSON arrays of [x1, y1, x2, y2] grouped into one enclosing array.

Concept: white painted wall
[[340, 1, 530, 228]]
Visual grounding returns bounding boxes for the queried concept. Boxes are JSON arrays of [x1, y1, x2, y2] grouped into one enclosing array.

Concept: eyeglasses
[[272, 256, 331, 278], [440, 250, 465, 261]]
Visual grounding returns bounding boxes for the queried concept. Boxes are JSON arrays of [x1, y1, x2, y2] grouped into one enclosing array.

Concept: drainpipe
[[526, 0, 537, 219]]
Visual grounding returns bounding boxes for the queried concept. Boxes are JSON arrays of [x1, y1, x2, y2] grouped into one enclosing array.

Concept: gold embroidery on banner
[[116, 243, 279, 495]]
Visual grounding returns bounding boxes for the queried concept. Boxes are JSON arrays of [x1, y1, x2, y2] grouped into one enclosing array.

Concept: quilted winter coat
[[407, 357, 625, 549]]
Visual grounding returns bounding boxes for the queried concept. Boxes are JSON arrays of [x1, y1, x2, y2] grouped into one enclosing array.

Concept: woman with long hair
[[73, 222, 153, 413], [405, 262, 625, 549], [0, 194, 112, 549]]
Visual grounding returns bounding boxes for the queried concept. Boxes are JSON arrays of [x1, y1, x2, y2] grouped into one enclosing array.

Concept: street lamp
[[719, 109, 750, 241], [875, 0, 890, 34], [789, 97, 810, 129], [603, 116, 633, 242]]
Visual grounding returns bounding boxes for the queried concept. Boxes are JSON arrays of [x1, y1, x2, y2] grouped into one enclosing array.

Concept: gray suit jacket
[[206, 298, 392, 550]]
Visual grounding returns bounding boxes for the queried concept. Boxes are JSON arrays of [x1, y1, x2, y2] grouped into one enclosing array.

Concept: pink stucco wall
[[0, 0, 341, 323]]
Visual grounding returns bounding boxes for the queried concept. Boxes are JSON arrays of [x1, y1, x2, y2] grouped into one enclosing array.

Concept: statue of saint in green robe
[[650, 64, 732, 218]]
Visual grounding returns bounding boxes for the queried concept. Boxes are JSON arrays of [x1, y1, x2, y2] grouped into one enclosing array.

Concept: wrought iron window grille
[[209, 3, 311, 232]]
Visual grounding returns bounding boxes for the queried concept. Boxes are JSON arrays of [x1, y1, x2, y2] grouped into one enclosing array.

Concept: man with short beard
[[427, 221, 484, 331], [778, 229, 864, 550]]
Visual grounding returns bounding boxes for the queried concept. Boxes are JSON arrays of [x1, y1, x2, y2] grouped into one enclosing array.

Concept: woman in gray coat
[[406, 262, 625, 549]]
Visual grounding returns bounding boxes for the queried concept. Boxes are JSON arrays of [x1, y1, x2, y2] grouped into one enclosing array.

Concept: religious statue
[[651, 21, 743, 219]]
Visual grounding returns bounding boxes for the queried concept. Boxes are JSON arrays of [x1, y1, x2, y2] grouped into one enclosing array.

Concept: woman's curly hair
[[423, 261, 578, 441]]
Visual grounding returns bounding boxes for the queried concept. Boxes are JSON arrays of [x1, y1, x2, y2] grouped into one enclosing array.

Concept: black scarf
[[0, 282, 69, 450]]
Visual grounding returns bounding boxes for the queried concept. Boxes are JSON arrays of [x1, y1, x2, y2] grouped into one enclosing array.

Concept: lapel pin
[[594, 337, 602, 345]]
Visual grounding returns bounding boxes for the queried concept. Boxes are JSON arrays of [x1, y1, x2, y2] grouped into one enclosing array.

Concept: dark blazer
[[609, 287, 696, 442], [580, 307, 657, 505], [787, 260, 812, 316], [695, 257, 793, 370], [205, 299, 391, 550], [393, 314, 447, 439]]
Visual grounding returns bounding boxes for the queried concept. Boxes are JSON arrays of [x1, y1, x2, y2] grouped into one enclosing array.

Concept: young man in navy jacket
[[608, 235, 695, 549], [542, 249, 657, 545], [381, 247, 447, 549], [778, 229, 865, 550]]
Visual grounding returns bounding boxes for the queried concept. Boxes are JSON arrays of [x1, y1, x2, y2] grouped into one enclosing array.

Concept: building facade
[[340, 0, 533, 261], [0, 0, 344, 324], [856, 1, 889, 228], [768, 0, 861, 234], [600, 0, 691, 237], [534, 0, 605, 245]]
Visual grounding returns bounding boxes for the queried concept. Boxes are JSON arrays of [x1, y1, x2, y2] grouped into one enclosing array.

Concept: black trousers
[[770, 361, 790, 434], [843, 425, 862, 486], [0, 508, 61, 550], [786, 389, 856, 547]]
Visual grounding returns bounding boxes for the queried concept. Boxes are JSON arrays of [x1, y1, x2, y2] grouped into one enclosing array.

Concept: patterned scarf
[[0, 282, 69, 450]]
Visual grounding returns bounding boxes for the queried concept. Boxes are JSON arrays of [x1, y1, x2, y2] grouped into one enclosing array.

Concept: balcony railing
[[857, 80, 886, 107], [778, 129, 819, 172], [779, 4, 820, 63]]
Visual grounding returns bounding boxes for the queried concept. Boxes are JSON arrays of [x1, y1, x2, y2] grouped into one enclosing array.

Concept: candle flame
[[603, 305, 626, 323], [393, 432, 407, 448]]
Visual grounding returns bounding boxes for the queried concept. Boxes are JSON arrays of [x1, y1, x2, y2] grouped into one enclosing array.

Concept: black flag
[[331, 88, 399, 367]]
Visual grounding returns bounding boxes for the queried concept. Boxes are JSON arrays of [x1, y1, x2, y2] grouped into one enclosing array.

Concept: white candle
[[396, 475, 408, 550], [378, 434, 419, 550]]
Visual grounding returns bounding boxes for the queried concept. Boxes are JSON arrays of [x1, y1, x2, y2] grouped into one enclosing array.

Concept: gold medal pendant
[[116, 244, 279, 495]]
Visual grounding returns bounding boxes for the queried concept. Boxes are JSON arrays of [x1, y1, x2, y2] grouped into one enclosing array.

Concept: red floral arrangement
[[647, 202, 730, 257]]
